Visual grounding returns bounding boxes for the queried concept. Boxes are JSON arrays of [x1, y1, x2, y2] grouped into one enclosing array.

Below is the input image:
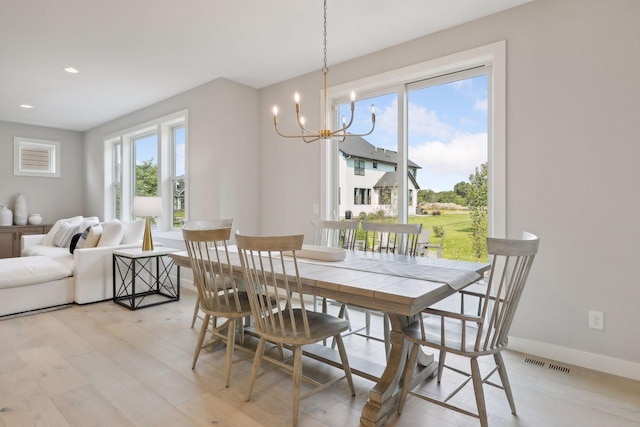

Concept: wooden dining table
[[169, 246, 490, 427]]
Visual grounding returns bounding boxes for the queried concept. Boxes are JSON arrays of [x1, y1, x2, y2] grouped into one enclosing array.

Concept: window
[[105, 110, 188, 231], [354, 188, 371, 205], [354, 159, 365, 176], [373, 162, 378, 169], [14, 137, 60, 177], [325, 42, 505, 241]]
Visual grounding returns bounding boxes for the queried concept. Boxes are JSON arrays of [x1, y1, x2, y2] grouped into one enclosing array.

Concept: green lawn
[[409, 211, 486, 262]]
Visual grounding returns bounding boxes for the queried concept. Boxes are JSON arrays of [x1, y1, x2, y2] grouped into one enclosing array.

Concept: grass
[[409, 211, 486, 262]]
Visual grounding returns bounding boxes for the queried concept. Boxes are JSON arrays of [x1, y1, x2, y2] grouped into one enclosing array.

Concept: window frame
[[13, 137, 61, 177], [104, 110, 188, 231], [321, 41, 506, 238]]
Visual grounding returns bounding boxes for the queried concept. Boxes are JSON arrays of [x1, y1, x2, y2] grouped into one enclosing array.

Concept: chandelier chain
[[322, 0, 328, 73]]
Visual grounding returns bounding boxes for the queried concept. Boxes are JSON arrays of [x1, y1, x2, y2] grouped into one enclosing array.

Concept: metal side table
[[113, 247, 180, 310]]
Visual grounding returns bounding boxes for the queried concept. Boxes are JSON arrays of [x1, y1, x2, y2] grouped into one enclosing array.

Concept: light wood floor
[[0, 289, 638, 427]]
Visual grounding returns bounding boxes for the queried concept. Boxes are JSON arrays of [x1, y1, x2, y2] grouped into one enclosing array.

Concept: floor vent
[[523, 357, 546, 367], [523, 356, 572, 374], [548, 363, 571, 374]]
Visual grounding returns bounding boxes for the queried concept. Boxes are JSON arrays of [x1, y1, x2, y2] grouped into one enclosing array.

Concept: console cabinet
[[0, 225, 52, 258]]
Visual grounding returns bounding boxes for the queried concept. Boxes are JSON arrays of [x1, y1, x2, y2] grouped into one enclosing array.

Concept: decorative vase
[[28, 214, 43, 225], [14, 193, 28, 225], [0, 205, 12, 226]]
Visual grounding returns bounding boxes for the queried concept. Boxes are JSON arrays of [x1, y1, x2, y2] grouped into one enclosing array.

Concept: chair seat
[[260, 309, 350, 345], [403, 314, 492, 355], [200, 291, 254, 318]]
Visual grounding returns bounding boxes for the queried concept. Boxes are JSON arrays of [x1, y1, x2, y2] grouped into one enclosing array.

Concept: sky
[[339, 74, 488, 192]]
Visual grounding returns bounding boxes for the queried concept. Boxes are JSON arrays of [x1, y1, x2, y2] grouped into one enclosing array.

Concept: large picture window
[[323, 42, 506, 256], [105, 110, 188, 230]]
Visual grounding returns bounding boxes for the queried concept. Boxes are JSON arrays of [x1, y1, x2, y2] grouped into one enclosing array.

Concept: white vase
[[0, 205, 12, 226], [14, 193, 28, 225], [28, 214, 43, 225]]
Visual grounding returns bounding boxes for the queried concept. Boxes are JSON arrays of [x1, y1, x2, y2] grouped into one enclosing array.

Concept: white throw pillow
[[121, 219, 146, 244], [78, 216, 100, 232], [43, 216, 83, 246], [75, 224, 103, 250], [52, 221, 82, 248], [97, 220, 125, 247]]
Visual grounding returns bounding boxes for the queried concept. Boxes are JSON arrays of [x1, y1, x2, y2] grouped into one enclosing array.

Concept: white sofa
[[8, 217, 148, 312]]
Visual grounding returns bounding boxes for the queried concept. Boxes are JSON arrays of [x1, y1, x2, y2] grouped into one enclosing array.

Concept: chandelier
[[272, 0, 375, 143]]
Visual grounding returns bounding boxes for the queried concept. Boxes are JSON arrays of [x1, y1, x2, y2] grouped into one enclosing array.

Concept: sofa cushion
[[53, 221, 82, 248], [78, 216, 100, 232], [69, 232, 83, 254], [97, 220, 124, 247], [0, 256, 72, 290], [21, 245, 75, 271]]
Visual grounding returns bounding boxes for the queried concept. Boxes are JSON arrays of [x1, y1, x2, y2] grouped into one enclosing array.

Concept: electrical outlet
[[589, 310, 604, 330]]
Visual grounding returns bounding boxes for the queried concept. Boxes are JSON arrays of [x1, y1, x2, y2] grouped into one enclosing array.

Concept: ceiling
[[0, 0, 531, 132]]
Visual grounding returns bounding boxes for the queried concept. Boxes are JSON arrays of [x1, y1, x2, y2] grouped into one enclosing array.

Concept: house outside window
[[354, 159, 365, 176], [354, 188, 371, 205], [105, 110, 188, 231]]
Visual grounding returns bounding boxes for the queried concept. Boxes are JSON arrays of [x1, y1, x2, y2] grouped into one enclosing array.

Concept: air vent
[[523, 356, 572, 374], [548, 363, 571, 374], [524, 357, 545, 367]]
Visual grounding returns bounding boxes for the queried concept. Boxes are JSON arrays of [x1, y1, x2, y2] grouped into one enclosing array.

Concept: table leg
[[360, 313, 439, 427]]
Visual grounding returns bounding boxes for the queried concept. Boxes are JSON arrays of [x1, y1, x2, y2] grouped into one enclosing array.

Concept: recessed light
[[20, 104, 35, 109], [64, 67, 79, 74]]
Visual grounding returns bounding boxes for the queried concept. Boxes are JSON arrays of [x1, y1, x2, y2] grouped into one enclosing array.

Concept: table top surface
[[170, 246, 489, 317], [113, 247, 180, 258]]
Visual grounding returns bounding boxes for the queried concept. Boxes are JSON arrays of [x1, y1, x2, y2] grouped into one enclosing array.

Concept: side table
[[113, 247, 180, 310]]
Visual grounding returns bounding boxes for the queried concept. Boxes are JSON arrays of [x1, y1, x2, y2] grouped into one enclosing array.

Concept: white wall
[[84, 78, 261, 236], [257, 0, 640, 378], [0, 121, 84, 223]]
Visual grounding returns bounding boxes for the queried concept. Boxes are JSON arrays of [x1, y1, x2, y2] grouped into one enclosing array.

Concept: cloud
[[410, 132, 487, 191], [474, 98, 488, 114], [408, 102, 453, 140]]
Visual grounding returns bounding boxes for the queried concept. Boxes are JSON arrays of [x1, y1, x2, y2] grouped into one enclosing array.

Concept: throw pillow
[[43, 215, 83, 246], [52, 220, 82, 248], [121, 219, 146, 244], [75, 224, 103, 251], [78, 216, 100, 232], [97, 220, 124, 247], [69, 232, 83, 254]]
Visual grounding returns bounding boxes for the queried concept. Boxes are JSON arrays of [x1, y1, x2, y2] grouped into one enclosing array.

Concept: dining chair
[[235, 233, 355, 427], [352, 221, 422, 358], [398, 232, 540, 427], [182, 221, 253, 387], [422, 230, 446, 258], [310, 219, 359, 324], [185, 219, 234, 329]]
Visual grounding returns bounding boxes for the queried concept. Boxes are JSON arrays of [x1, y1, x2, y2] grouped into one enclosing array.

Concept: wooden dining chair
[[185, 219, 234, 329], [352, 221, 422, 358], [310, 219, 359, 324], [398, 232, 540, 427], [182, 222, 253, 387], [235, 233, 355, 427]]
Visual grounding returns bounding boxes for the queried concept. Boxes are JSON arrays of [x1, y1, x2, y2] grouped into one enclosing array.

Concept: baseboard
[[508, 336, 640, 381]]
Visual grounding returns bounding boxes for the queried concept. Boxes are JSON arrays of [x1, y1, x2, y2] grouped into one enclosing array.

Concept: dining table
[[169, 245, 490, 427]]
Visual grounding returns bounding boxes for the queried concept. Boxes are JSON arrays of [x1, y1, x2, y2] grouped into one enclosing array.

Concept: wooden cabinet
[[0, 225, 52, 258]]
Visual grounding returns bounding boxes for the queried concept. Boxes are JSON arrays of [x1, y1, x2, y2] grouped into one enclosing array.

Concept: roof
[[339, 136, 421, 169], [374, 171, 421, 190]]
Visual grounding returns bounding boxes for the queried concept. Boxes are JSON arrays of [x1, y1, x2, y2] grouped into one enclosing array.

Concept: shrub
[[433, 225, 445, 238]]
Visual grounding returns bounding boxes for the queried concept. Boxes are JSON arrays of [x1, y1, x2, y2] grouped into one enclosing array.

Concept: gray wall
[[0, 121, 84, 224], [257, 0, 640, 377]]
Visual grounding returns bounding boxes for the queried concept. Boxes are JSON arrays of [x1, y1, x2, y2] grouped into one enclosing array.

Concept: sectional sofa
[[0, 216, 147, 317]]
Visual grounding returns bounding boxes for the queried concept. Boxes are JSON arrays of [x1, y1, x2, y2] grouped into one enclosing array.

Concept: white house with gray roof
[[338, 136, 421, 218]]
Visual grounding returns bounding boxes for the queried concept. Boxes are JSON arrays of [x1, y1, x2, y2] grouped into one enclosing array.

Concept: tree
[[454, 181, 472, 205], [418, 189, 437, 205], [135, 159, 158, 196], [468, 163, 488, 259]]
